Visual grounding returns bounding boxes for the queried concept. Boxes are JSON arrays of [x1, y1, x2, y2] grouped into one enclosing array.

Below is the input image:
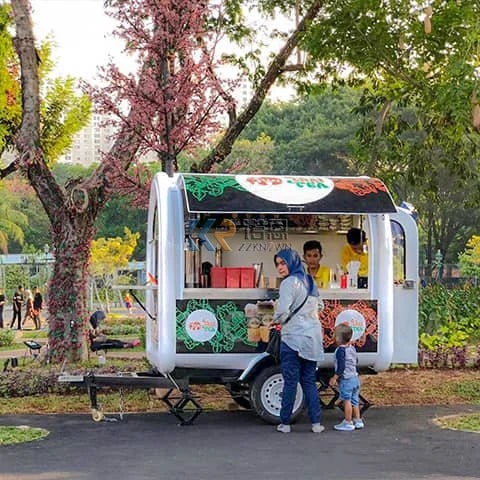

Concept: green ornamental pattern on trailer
[[180, 174, 397, 214], [176, 299, 258, 353], [182, 175, 247, 201]]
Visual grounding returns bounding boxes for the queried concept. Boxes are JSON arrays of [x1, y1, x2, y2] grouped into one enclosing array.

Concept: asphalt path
[[0, 405, 479, 480]]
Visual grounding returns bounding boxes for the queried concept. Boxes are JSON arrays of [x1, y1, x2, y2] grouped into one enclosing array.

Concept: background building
[[59, 114, 115, 166]]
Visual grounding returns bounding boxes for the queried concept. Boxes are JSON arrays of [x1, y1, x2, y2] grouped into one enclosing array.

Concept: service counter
[[182, 287, 371, 301], [182, 288, 271, 300]]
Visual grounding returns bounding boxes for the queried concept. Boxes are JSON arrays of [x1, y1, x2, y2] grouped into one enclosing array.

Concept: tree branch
[[196, 0, 323, 172], [11, 0, 40, 150], [11, 0, 70, 222], [281, 63, 305, 72], [0, 157, 20, 179]]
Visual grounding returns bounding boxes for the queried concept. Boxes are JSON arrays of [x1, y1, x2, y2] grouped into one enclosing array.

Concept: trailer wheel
[[250, 365, 304, 424]]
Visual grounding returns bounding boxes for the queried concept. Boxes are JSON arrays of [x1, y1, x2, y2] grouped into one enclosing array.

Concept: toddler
[[329, 323, 364, 431]]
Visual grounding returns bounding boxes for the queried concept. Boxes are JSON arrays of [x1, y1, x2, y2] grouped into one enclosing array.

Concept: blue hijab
[[274, 248, 319, 297]]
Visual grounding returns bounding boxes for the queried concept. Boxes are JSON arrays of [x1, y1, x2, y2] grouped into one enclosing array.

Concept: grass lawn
[[0, 426, 49, 445], [435, 413, 480, 432], [21, 330, 48, 339], [0, 343, 24, 352]]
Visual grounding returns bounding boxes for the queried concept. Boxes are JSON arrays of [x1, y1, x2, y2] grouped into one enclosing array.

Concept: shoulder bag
[[265, 292, 309, 363]]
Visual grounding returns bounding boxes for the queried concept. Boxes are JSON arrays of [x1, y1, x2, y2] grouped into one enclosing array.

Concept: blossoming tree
[[7, 0, 321, 361]]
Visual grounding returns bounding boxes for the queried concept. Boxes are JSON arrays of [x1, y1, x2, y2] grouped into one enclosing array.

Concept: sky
[[29, 0, 295, 98], [30, 0, 127, 82]]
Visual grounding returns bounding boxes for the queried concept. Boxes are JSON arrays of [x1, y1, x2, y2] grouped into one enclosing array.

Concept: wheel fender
[[239, 353, 276, 383]]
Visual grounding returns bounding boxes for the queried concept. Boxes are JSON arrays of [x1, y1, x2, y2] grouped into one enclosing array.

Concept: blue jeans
[[280, 341, 321, 425], [339, 376, 360, 407]]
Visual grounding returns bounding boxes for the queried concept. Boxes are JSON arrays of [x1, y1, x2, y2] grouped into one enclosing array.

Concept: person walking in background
[[10, 285, 24, 330], [124, 292, 133, 315], [22, 289, 35, 329], [272, 248, 325, 434], [0, 288, 5, 328], [33, 287, 43, 329]]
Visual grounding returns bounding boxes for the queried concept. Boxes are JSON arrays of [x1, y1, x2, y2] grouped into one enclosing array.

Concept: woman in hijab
[[273, 248, 324, 434]]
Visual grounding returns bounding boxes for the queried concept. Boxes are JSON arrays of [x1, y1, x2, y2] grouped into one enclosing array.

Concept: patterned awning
[[179, 174, 397, 214]]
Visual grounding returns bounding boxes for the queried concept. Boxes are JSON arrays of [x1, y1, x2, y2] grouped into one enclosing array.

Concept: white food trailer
[[143, 172, 419, 423]]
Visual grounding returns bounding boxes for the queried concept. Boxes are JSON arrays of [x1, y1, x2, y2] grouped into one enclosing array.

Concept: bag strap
[[284, 291, 309, 325]]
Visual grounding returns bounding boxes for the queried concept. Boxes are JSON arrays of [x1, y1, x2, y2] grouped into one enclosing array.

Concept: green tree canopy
[[459, 235, 480, 279], [240, 88, 362, 174], [0, 7, 90, 162], [0, 182, 27, 253]]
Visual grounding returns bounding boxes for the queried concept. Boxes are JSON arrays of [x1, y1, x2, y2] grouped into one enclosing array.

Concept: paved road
[[1, 405, 479, 480]]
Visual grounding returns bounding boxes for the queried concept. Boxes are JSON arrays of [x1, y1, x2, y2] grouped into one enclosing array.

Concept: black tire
[[249, 365, 304, 424]]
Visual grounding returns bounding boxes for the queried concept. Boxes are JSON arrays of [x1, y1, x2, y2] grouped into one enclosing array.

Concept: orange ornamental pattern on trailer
[[319, 300, 378, 353], [181, 174, 397, 214]]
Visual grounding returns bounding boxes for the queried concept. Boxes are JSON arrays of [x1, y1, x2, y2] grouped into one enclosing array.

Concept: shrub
[[0, 329, 15, 347], [105, 315, 144, 327], [419, 284, 480, 348], [103, 324, 141, 336], [4, 265, 29, 300], [418, 344, 475, 368]]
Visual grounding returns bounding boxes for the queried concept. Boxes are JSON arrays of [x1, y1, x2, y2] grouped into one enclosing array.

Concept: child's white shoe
[[276, 423, 291, 433], [311, 423, 325, 433], [334, 420, 355, 431], [353, 418, 365, 429]]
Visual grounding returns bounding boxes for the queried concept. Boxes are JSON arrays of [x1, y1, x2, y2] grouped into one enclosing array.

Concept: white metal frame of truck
[[139, 173, 418, 424]]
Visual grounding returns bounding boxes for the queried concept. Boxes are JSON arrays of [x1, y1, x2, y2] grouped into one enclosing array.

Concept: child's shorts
[[339, 376, 360, 407]]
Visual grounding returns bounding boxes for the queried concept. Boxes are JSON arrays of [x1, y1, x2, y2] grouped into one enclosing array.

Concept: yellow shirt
[[310, 266, 331, 289], [341, 244, 368, 276]]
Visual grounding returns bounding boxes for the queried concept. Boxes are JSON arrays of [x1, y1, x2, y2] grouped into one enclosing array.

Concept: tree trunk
[[117, 289, 123, 309], [91, 278, 102, 311], [47, 214, 95, 363], [105, 285, 110, 313], [425, 210, 433, 277]]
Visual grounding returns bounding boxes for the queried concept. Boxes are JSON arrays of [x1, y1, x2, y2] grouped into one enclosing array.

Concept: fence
[[419, 263, 478, 288]]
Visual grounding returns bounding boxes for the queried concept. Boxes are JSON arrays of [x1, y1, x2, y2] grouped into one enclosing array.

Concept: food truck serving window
[[179, 174, 397, 214]]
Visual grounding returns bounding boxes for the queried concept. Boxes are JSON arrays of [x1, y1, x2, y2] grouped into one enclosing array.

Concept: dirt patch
[[166, 368, 480, 411], [360, 368, 480, 406], [0, 368, 479, 415]]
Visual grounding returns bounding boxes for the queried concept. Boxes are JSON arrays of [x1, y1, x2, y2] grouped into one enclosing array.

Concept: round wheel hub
[[260, 373, 303, 417]]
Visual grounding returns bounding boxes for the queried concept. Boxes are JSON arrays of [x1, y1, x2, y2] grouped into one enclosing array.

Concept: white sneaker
[[334, 420, 355, 431], [311, 423, 325, 433], [276, 423, 291, 433], [353, 418, 365, 429]]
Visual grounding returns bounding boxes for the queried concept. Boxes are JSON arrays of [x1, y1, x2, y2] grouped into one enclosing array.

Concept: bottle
[[340, 274, 347, 289], [214, 245, 222, 267], [329, 268, 339, 288]]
